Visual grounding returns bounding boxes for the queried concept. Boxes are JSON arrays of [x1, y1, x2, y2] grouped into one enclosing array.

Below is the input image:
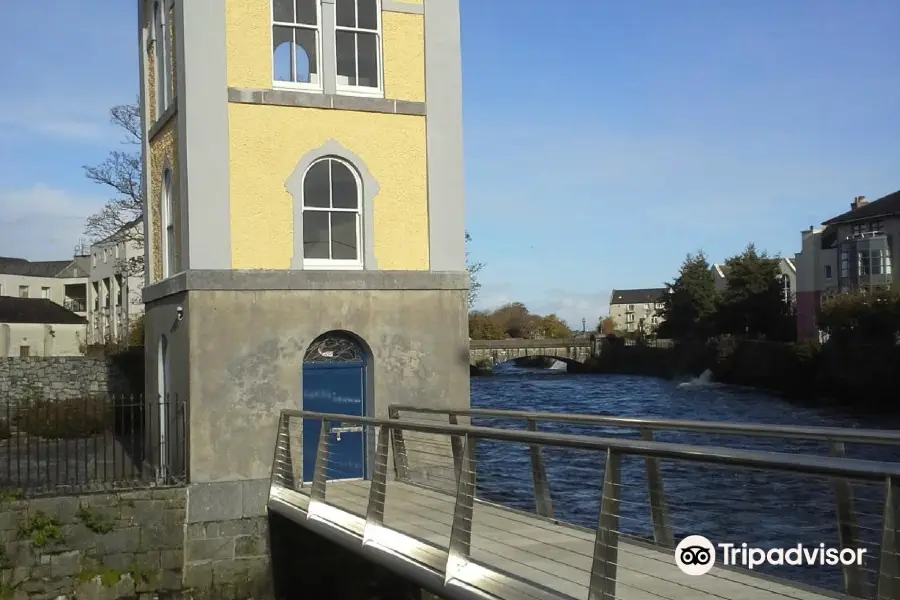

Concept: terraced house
[[138, 0, 468, 591]]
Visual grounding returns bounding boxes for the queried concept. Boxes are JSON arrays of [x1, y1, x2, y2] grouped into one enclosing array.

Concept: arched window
[[161, 168, 177, 278], [304, 331, 365, 364], [302, 158, 362, 269]]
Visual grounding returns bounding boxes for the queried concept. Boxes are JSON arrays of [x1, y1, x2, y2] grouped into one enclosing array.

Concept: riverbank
[[582, 336, 900, 412]]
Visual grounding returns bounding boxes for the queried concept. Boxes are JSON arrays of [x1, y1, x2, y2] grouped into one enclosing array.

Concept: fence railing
[[63, 298, 87, 313], [0, 392, 187, 496], [271, 410, 900, 600], [388, 405, 900, 597]]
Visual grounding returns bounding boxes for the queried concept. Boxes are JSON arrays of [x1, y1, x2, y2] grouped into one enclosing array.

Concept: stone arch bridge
[[469, 338, 599, 368]]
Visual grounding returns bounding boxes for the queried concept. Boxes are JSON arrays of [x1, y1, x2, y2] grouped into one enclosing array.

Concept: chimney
[[851, 195, 868, 210]]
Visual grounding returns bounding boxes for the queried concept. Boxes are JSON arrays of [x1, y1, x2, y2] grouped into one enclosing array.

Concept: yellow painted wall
[[148, 118, 179, 283], [228, 103, 429, 270], [225, 0, 426, 102], [382, 12, 425, 102], [225, 0, 274, 89]]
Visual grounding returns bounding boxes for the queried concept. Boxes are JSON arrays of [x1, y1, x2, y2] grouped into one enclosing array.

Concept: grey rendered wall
[[183, 287, 470, 484]]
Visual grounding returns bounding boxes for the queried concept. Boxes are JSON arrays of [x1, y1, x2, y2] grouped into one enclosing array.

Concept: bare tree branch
[[82, 100, 145, 278]]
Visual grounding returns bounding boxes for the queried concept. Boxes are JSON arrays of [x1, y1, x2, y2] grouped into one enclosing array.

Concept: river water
[[470, 366, 900, 595]]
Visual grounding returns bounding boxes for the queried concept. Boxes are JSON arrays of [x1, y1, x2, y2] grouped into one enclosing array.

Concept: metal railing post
[[388, 407, 410, 480], [829, 441, 864, 597], [310, 419, 330, 503], [271, 413, 295, 489], [364, 425, 391, 542], [449, 414, 464, 482], [446, 435, 477, 586], [641, 428, 674, 548], [877, 475, 900, 600], [526, 419, 554, 518], [588, 449, 622, 600]]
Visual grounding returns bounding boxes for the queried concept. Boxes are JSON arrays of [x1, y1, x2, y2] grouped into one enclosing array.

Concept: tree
[[468, 312, 508, 340], [656, 251, 718, 341], [466, 231, 484, 309], [597, 316, 616, 335], [82, 102, 144, 279], [535, 314, 572, 339], [491, 302, 534, 338], [717, 244, 793, 340], [818, 288, 900, 345]]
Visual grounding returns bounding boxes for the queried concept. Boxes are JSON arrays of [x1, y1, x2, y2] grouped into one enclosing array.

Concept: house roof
[[610, 288, 667, 305], [92, 216, 143, 247], [0, 257, 76, 278], [0, 297, 87, 325], [822, 189, 900, 226]]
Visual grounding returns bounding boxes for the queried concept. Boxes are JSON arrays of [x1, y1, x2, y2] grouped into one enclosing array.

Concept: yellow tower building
[[138, 0, 468, 595]]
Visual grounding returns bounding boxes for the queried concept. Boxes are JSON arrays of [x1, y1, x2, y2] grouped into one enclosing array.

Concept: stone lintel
[[144, 270, 470, 303]]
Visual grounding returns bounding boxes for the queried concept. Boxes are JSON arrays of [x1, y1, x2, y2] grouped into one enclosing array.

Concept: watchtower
[[137, 0, 468, 595]]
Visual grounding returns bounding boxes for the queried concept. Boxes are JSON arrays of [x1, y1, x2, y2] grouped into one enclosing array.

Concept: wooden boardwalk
[[270, 480, 837, 600]]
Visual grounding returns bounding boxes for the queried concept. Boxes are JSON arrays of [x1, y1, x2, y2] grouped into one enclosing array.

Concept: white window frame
[[161, 168, 178, 278], [152, 1, 173, 116], [271, 0, 324, 92], [334, 0, 384, 98], [301, 157, 364, 270]]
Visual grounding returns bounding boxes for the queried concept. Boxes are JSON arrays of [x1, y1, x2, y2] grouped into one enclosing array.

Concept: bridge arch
[[469, 338, 598, 371]]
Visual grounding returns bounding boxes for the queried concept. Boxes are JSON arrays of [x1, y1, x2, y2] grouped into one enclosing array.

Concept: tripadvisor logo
[[674, 535, 867, 576]]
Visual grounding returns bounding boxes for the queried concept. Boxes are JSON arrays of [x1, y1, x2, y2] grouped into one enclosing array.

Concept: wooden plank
[[280, 481, 837, 600]]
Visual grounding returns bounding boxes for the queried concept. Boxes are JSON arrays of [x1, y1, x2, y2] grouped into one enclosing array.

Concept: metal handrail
[[387, 405, 900, 446], [386, 405, 900, 597], [283, 410, 900, 479], [272, 410, 900, 600]]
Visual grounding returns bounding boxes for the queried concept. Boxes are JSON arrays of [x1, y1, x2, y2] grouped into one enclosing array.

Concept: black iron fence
[[0, 392, 187, 496]]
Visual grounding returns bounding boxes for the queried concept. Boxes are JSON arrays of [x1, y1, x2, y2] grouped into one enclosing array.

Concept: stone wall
[[0, 487, 185, 600], [182, 480, 273, 600], [0, 357, 130, 405]]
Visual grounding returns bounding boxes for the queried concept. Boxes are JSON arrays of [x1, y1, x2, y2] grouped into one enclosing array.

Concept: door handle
[[330, 426, 363, 441]]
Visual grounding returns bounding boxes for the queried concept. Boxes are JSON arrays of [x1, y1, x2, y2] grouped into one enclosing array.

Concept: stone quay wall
[[0, 488, 185, 600], [0, 357, 129, 406]]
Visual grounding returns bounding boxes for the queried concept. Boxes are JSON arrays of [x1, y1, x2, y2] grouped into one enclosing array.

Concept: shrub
[[15, 396, 113, 439]]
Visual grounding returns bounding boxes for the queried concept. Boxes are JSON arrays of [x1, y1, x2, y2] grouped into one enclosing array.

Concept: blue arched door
[[302, 332, 367, 483]]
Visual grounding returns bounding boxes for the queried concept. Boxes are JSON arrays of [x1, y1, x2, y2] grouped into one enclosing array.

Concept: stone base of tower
[[142, 269, 470, 599]]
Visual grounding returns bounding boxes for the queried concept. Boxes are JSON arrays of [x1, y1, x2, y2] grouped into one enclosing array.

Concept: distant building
[[609, 288, 667, 333], [86, 218, 145, 344], [795, 191, 898, 341], [0, 257, 89, 317], [0, 296, 87, 357], [711, 257, 797, 306]]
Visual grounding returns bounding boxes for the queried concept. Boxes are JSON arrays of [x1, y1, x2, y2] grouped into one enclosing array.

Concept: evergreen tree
[[717, 244, 792, 339], [656, 251, 718, 340]]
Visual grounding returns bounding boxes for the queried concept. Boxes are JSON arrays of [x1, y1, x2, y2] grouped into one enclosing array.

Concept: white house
[[87, 218, 145, 344], [0, 256, 89, 316], [0, 296, 87, 357]]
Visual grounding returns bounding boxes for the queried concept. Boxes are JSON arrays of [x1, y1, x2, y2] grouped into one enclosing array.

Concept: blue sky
[[1, 1, 898, 328]]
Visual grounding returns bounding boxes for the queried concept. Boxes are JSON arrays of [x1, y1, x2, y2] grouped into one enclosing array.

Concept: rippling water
[[470, 366, 900, 594]]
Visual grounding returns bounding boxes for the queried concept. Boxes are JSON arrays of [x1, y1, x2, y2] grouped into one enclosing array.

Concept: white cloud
[[0, 184, 106, 260], [474, 284, 611, 332], [527, 290, 612, 331], [0, 92, 123, 143]]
